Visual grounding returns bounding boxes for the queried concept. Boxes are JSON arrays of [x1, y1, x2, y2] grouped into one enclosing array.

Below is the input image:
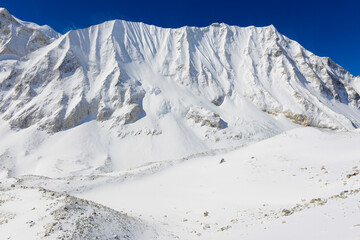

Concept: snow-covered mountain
[[0, 8, 59, 59], [0, 8, 359, 178], [1, 8, 360, 240]]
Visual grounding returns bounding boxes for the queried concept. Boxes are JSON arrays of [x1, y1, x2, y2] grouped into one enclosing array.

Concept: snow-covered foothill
[[0, 186, 157, 239]]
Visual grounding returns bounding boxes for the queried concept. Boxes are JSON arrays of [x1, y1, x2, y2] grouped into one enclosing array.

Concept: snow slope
[[76, 127, 360, 240], [2, 127, 359, 239]]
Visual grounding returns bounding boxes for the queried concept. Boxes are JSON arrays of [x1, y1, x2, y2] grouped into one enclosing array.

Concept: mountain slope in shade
[[0, 9, 359, 178]]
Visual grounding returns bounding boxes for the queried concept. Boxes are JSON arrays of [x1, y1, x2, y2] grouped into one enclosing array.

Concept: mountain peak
[[0, 7, 10, 15], [210, 22, 226, 27], [0, 7, 60, 57], [0, 7, 17, 23]]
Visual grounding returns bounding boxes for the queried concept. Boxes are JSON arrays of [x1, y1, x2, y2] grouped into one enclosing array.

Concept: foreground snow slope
[[0, 8, 359, 177], [2, 127, 358, 239], [76, 127, 360, 239]]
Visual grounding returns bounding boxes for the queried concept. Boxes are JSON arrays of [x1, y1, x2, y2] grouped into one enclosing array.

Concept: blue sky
[[2, 0, 359, 76]]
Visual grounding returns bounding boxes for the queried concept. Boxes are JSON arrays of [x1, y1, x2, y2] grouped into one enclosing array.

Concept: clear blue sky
[[2, 0, 359, 76]]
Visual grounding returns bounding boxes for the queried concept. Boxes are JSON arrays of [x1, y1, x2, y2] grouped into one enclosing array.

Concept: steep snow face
[[0, 9, 359, 176], [0, 8, 60, 59], [0, 19, 359, 133]]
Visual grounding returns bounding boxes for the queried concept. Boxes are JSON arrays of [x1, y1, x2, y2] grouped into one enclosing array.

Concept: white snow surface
[[0, 8, 359, 239], [2, 127, 360, 239], [76, 127, 360, 240]]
